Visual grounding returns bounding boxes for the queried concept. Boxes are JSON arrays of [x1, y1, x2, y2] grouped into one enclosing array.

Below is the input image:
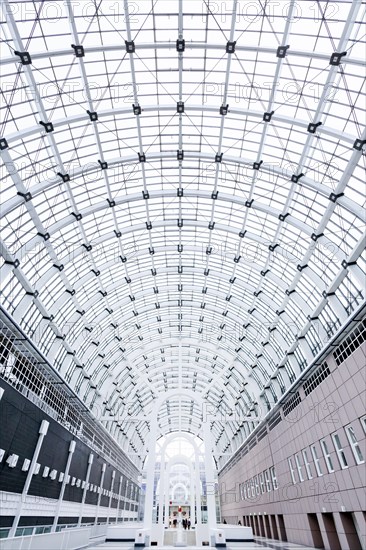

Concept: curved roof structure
[[1, 0, 365, 467]]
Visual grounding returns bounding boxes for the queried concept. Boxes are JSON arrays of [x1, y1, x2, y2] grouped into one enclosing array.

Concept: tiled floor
[[87, 537, 318, 550]]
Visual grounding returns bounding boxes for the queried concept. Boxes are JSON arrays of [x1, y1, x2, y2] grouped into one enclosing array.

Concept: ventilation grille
[[257, 425, 268, 442], [268, 410, 282, 431], [333, 318, 366, 366], [283, 391, 302, 417], [248, 437, 257, 450], [303, 362, 330, 396]]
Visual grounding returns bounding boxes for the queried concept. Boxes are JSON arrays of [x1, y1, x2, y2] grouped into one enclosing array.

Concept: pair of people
[[222, 519, 241, 525], [182, 518, 191, 530]]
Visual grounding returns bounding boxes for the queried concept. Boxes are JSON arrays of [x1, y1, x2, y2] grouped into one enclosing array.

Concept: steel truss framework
[[0, 0, 365, 468]]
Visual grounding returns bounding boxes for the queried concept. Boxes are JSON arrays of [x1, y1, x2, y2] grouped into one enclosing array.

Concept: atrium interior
[[0, 1, 365, 549]]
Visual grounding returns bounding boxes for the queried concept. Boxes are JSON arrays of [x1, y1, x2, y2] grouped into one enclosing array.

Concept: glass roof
[[1, 0, 365, 468]]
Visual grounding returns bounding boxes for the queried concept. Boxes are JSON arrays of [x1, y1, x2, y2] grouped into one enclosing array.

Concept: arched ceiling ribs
[[0, 0, 365, 460]]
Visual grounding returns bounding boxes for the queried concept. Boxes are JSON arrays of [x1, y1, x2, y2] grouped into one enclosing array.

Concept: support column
[[353, 511, 365, 548], [195, 460, 202, 524], [203, 420, 217, 527], [51, 440, 76, 532], [106, 470, 116, 524], [9, 419, 49, 538], [332, 512, 353, 550], [143, 418, 158, 529], [190, 464, 195, 525], [164, 465, 170, 528], [116, 475, 123, 523], [95, 463, 106, 524], [158, 461, 165, 526], [77, 453, 94, 527]]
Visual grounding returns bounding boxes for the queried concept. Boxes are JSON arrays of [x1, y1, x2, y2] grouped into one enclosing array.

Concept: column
[[158, 462, 163, 526], [333, 512, 353, 550], [143, 416, 158, 529], [189, 465, 195, 525], [95, 463, 106, 524], [195, 461, 202, 524], [51, 440, 76, 531], [115, 475, 123, 523], [9, 419, 49, 538], [106, 470, 116, 524], [77, 452, 94, 527], [203, 420, 217, 527], [164, 465, 170, 528]]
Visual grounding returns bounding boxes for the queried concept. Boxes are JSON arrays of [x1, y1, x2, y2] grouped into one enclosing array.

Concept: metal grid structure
[[1, 0, 365, 469]]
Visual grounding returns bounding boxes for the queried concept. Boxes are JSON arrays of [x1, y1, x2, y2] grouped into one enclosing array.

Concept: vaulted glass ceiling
[[1, 0, 365, 467]]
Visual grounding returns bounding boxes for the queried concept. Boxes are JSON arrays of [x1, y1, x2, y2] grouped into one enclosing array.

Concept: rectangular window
[[264, 469, 272, 492], [332, 433, 349, 469], [311, 445, 323, 476], [270, 466, 278, 490], [259, 472, 265, 494], [345, 424, 364, 464], [295, 453, 304, 482], [320, 439, 335, 472], [360, 415, 366, 435], [302, 449, 313, 479], [251, 479, 255, 498], [254, 475, 260, 495], [288, 457, 297, 484]]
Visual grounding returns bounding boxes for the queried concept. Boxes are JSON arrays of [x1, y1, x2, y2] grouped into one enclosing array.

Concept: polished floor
[[88, 537, 318, 550]]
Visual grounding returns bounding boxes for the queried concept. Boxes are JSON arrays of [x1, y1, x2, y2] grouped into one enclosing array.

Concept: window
[[254, 475, 260, 495], [360, 415, 366, 435], [294, 453, 304, 481], [270, 466, 278, 490], [264, 469, 272, 492], [345, 425, 364, 465], [283, 391, 301, 416], [302, 449, 313, 479], [332, 433, 349, 469], [259, 472, 265, 494], [311, 445, 323, 476], [303, 362, 330, 396], [288, 458, 297, 484], [320, 439, 335, 472], [333, 319, 366, 365]]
